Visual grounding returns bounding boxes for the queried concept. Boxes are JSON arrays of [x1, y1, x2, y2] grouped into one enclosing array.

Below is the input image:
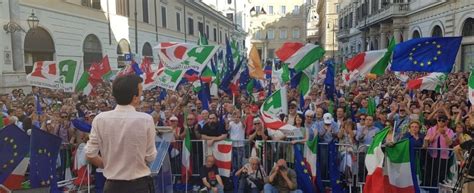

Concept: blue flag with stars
[[329, 140, 347, 193], [391, 37, 462, 73], [294, 145, 316, 193], [0, 125, 30, 184], [29, 128, 62, 188]]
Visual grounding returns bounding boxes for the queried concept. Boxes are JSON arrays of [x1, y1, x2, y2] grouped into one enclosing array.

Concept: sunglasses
[[253, 123, 261, 125], [437, 119, 447, 122]]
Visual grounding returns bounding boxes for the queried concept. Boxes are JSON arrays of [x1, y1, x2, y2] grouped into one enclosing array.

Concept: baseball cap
[[323, 113, 333, 124]]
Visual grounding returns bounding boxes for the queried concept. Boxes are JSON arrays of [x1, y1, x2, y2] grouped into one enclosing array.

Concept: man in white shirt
[[85, 75, 157, 193], [228, 109, 245, 172]]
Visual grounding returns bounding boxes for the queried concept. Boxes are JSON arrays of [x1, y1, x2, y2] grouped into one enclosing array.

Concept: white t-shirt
[[229, 121, 245, 147]]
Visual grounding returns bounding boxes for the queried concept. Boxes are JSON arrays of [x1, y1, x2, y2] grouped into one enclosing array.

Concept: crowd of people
[[1, 69, 474, 192]]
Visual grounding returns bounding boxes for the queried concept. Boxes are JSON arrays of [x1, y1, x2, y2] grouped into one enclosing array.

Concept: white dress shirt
[[85, 105, 157, 180]]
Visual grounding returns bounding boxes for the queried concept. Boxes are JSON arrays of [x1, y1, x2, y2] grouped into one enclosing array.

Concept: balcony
[[364, 3, 409, 26], [337, 28, 350, 39], [409, 0, 447, 14]]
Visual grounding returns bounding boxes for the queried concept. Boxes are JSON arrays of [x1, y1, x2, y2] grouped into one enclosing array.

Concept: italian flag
[[468, 68, 474, 105], [75, 56, 111, 95], [407, 73, 446, 91], [384, 139, 419, 193], [260, 86, 298, 131], [3, 158, 29, 190], [181, 128, 192, 183], [304, 137, 318, 182], [364, 128, 389, 193], [297, 72, 311, 98], [212, 140, 232, 177], [276, 42, 325, 72], [346, 37, 395, 82]]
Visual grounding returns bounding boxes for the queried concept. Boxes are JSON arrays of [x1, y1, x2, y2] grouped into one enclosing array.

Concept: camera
[[278, 165, 287, 171], [241, 171, 249, 178]]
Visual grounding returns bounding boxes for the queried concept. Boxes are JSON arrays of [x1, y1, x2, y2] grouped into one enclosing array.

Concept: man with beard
[[201, 113, 228, 147]]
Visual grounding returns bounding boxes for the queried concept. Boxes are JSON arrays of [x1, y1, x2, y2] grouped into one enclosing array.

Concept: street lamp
[[3, 10, 39, 33]]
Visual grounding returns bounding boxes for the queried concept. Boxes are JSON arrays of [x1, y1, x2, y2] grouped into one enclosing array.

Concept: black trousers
[[104, 176, 155, 193]]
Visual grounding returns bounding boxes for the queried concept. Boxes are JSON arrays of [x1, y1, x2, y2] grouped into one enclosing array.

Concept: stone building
[[0, 0, 240, 92], [336, 0, 474, 72]]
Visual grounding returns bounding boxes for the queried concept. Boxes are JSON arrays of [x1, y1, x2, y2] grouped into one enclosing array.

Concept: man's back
[[86, 105, 157, 180]]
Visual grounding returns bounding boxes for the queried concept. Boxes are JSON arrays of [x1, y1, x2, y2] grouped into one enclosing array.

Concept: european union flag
[[391, 37, 462, 72], [328, 140, 346, 193], [294, 145, 316, 193], [324, 59, 336, 101], [29, 128, 62, 188], [0, 125, 30, 184]]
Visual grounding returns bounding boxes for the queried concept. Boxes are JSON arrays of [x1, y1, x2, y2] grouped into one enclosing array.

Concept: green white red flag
[[76, 56, 112, 95], [384, 139, 420, 193], [275, 42, 325, 72], [304, 137, 318, 181], [155, 68, 185, 90], [156, 42, 219, 72], [346, 38, 395, 82], [27, 60, 81, 92], [407, 73, 446, 92], [468, 68, 474, 105], [181, 128, 192, 183], [364, 128, 389, 193]]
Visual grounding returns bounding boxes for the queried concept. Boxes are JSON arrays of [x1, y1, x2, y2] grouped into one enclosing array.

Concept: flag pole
[[87, 164, 90, 193]]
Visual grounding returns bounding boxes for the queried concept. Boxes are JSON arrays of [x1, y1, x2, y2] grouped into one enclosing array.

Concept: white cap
[[323, 113, 333, 124]]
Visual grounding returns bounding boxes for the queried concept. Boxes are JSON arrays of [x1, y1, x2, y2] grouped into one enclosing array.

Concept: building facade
[[336, 0, 474, 72], [0, 0, 238, 92], [201, 0, 248, 53], [245, 0, 308, 60], [318, 0, 339, 60]]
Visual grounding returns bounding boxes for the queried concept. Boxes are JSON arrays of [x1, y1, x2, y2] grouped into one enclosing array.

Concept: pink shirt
[[426, 126, 454, 159], [85, 105, 157, 180]]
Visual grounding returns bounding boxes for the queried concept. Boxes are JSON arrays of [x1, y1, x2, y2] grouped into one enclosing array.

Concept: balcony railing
[[365, 3, 409, 25]]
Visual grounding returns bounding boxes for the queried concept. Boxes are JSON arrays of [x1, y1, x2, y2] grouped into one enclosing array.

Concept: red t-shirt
[[244, 115, 254, 137]]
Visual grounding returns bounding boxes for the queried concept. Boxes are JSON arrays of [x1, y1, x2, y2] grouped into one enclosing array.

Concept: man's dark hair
[[112, 74, 143, 105]]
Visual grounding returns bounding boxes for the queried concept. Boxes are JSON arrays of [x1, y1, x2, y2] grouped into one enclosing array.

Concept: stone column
[[393, 28, 402, 43], [380, 32, 387, 49], [9, 0, 24, 72]]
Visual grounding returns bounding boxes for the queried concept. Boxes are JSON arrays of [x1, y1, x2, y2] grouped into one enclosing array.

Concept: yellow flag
[[248, 45, 264, 79]]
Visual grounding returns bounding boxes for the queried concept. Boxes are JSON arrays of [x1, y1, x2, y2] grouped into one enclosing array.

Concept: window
[[412, 30, 421, 38], [255, 31, 261, 39], [206, 25, 209, 37], [142, 42, 153, 62], [461, 44, 474, 72], [219, 30, 222, 43], [116, 0, 129, 16], [24, 27, 55, 73], [292, 28, 300, 39], [256, 6, 260, 14], [348, 13, 353, 28], [81, 0, 101, 9], [188, 18, 194, 35], [227, 0, 232, 4], [279, 29, 287, 39], [268, 49, 274, 59], [116, 39, 131, 68], [268, 6, 273, 14], [432, 25, 443, 37], [83, 34, 102, 70], [371, 0, 379, 14], [281, 6, 286, 15], [267, 29, 275, 39], [161, 6, 167, 28], [198, 22, 204, 35], [213, 28, 217, 41], [462, 18, 474, 36], [293, 5, 299, 15], [143, 0, 148, 23], [176, 12, 181, 32], [226, 13, 234, 22]]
